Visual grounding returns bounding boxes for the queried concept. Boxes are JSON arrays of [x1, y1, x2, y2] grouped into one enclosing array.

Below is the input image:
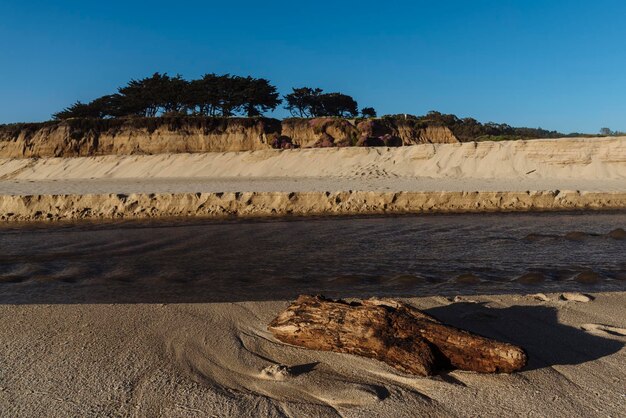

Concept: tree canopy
[[54, 72, 282, 119], [361, 107, 377, 118], [283, 87, 323, 117], [380, 111, 565, 141], [283, 87, 359, 118], [54, 73, 376, 120]]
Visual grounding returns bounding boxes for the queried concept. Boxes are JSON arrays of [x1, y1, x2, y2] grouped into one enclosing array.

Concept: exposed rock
[[272, 135, 299, 149], [560, 293, 594, 302], [356, 119, 394, 140], [453, 296, 479, 303], [315, 133, 335, 148], [357, 137, 386, 147], [416, 125, 459, 144], [282, 118, 358, 148], [382, 134, 403, 147], [259, 364, 292, 381], [530, 293, 551, 302], [574, 271, 601, 284], [456, 273, 481, 284], [565, 231, 590, 241], [515, 272, 546, 285], [608, 228, 626, 240], [283, 118, 458, 149]]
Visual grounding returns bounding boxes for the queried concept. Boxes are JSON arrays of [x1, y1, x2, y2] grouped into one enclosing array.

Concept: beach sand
[[0, 292, 624, 417]]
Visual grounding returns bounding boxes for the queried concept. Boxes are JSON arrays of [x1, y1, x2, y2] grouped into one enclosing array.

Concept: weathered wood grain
[[268, 295, 527, 376]]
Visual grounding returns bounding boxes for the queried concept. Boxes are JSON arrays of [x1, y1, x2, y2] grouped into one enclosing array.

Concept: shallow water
[[0, 212, 625, 304]]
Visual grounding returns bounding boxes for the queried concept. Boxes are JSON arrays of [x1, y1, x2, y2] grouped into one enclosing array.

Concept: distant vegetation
[[3, 71, 618, 142], [381, 112, 568, 142], [360, 107, 377, 118], [53, 73, 282, 119], [599, 127, 625, 136], [283, 87, 359, 118], [53, 73, 375, 120]]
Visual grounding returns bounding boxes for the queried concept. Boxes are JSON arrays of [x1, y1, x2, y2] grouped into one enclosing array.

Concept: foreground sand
[[0, 137, 625, 221], [1, 292, 624, 417]]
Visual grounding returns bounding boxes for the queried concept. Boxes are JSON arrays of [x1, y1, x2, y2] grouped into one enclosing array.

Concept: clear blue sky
[[1, 0, 624, 133]]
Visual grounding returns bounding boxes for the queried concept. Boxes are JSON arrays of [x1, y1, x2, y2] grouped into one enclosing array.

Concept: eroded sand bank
[[1, 190, 626, 222], [0, 137, 625, 221], [1, 292, 624, 417]]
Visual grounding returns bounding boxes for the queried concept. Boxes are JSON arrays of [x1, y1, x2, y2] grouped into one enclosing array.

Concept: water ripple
[[0, 212, 625, 304]]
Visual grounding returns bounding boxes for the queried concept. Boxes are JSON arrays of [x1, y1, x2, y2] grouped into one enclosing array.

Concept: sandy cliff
[[0, 118, 282, 158], [0, 117, 459, 158], [282, 118, 458, 147]]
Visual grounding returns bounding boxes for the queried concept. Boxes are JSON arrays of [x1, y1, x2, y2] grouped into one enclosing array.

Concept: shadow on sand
[[425, 302, 624, 372]]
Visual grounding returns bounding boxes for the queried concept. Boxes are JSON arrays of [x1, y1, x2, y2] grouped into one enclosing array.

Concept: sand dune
[[1, 137, 625, 182]]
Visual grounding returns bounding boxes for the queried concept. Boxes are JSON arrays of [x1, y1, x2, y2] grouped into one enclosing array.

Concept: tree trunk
[[268, 295, 527, 377]]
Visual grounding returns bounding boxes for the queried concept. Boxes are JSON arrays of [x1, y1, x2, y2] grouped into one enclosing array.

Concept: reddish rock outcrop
[[284, 117, 458, 148]]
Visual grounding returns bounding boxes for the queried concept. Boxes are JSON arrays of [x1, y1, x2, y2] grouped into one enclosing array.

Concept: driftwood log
[[268, 295, 527, 377]]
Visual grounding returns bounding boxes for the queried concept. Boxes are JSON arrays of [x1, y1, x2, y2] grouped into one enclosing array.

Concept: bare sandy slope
[[1, 292, 624, 417], [1, 137, 625, 190]]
